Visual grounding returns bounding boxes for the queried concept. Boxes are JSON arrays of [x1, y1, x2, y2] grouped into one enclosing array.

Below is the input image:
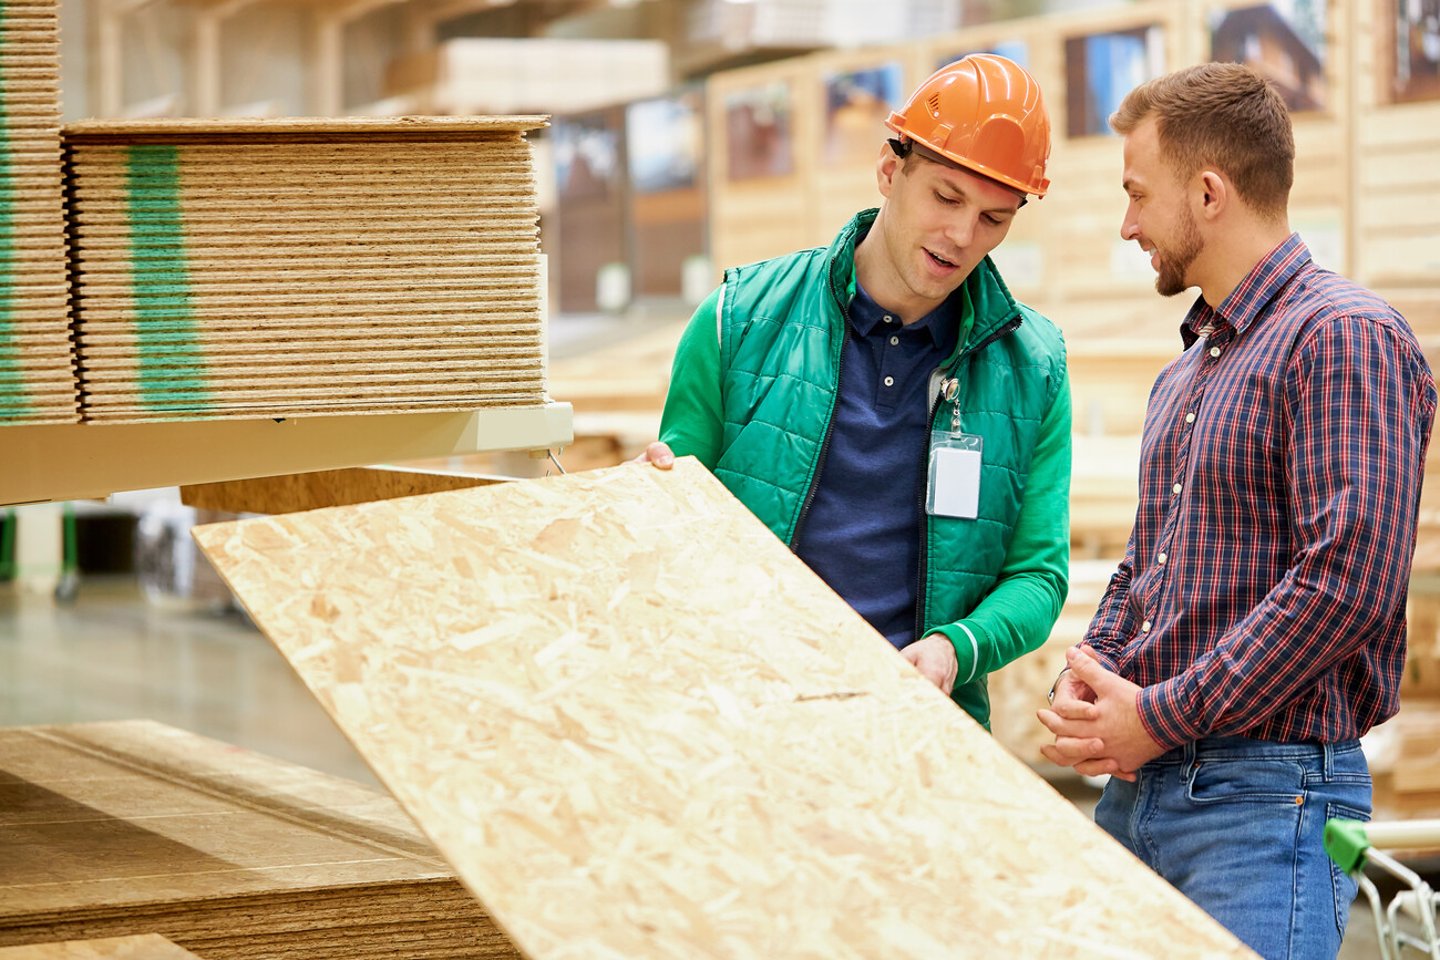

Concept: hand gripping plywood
[[193, 457, 1255, 959]]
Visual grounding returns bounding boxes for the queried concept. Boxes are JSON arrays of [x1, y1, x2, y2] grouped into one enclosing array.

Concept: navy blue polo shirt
[[792, 281, 962, 650]]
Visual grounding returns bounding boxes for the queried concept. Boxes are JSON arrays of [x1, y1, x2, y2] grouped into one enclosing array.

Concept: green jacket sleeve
[[927, 367, 1072, 688], [658, 286, 725, 469]]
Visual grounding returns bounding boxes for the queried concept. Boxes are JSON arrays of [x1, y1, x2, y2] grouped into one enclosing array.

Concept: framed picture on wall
[[723, 83, 794, 182], [823, 63, 904, 164], [1209, 2, 1327, 112], [626, 89, 704, 195], [1390, 0, 1440, 103], [1064, 26, 1166, 138], [936, 40, 1031, 71], [553, 114, 621, 202]]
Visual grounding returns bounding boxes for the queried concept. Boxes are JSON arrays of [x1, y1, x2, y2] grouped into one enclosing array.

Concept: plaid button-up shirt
[[1085, 234, 1437, 750]]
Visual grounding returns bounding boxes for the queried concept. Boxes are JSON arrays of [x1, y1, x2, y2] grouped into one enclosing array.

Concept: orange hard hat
[[885, 54, 1051, 198]]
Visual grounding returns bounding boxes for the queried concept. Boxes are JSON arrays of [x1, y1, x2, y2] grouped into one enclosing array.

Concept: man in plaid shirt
[[1038, 63, 1436, 959]]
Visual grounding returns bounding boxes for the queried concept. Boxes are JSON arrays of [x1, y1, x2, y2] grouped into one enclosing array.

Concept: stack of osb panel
[[63, 117, 546, 423], [0, 720, 520, 960], [0, 935, 204, 959], [0, 0, 76, 423]]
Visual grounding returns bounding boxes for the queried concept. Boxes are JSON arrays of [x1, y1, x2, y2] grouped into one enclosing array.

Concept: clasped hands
[[1036, 644, 1164, 782]]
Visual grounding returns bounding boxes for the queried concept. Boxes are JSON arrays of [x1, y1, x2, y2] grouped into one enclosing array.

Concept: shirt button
[[883, 376, 895, 387], [1141, 620, 1153, 632], [1157, 552, 1167, 565], [1185, 412, 1196, 424], [889, 336, 899, 346], [1209, 346, 1222, 358], [883, 315, 894, 324], [1172, 483, 1182, 495]]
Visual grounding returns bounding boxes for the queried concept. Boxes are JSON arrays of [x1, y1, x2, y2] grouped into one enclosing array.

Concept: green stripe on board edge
[[125, 142, 210, 411]]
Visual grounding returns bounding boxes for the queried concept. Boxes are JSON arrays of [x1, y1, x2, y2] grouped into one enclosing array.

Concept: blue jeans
[[1095, 736, 1371, 960]]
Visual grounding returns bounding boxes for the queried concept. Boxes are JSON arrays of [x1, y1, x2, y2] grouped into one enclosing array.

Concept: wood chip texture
[[193, 458, 1256, 960]]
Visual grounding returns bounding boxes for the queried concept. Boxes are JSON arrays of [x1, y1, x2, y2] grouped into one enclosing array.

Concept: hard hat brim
[[884, 120, 1049, 199]]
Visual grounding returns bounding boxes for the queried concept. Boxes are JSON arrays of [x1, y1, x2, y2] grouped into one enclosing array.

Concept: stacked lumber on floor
[[0, 935, 203, 959], [0, 0, 75, 423], [63, 117, 547, 423], [194, 459, 1253, 958], [0, 719, 518, 959], [1364, 698, 1440, 821]]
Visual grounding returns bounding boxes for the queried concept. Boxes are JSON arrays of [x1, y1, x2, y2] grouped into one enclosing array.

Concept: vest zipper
[[913, 315, 1023, 654], [790, 326, 849, 549]]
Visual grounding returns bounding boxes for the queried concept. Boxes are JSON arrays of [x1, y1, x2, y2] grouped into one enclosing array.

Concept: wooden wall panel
[[554, 107, 629, 314], [194, 459, 1253, 960], [626, 88, 709, 301], [706, 60, 820, 271], [1352, 0, 1440, 380], [1354, 107, 1440, 287], [808, 46, 922, 242], [630, 190, 707, 299]]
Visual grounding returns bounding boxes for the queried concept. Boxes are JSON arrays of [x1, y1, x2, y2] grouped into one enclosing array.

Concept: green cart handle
[[1325, 817, 1370, 873], [1326, 817, 1440, 873]]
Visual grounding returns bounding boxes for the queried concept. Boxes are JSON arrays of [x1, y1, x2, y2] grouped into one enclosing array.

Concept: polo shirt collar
[[851, 281, 960, 349]]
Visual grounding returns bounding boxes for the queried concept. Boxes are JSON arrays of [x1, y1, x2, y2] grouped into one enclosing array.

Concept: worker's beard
[[1156, 208, 1203, 298]]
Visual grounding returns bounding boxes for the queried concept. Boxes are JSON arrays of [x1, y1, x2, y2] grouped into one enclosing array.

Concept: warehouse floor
[[0, 577, 1391, 956]]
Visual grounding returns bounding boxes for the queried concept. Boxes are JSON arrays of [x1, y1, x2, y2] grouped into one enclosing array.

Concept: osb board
[[62, 116, 548, 141], [0, 936, 202, 960], [0, 720, 514, 959], [0, 0, 76, 423], [193, 458, 1253, 959], [0, 719, 454, 912], [181, 466, 508, 514], [67, 399, 533, 425]]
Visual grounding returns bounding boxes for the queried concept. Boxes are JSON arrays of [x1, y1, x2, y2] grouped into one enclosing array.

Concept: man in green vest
[[638, 55, 1071, 729]]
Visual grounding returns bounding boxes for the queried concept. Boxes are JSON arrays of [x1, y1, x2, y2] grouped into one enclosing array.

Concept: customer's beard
[[1156, 208, 1203, 298]]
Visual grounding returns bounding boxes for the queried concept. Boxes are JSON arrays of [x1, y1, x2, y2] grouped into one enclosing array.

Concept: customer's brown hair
[[1110, 62, 1293, 220]]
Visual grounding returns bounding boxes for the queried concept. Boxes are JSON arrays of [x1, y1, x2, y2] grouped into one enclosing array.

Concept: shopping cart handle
[[1324, 817, 1370, 873]]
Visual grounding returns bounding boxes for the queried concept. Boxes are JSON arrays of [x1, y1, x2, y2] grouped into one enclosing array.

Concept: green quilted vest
[[710, 209, 1068, 725]]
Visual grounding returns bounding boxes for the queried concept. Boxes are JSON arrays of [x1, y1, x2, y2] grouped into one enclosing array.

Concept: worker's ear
[[877, 142, 902, 198]]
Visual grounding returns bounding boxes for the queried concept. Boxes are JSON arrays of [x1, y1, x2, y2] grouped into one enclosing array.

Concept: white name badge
[[926, 432, 983, 519]]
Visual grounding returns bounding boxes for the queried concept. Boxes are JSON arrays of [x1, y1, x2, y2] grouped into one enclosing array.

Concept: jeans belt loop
[[1321, 741, 1334, 780], [1182, 739, 1198, 778]]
